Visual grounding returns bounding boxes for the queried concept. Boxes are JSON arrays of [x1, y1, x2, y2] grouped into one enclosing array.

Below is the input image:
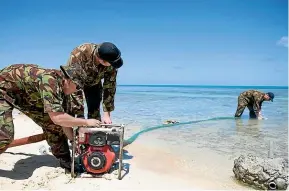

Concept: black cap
[[267, 92, 274, 102], [97, 42, 123, 69], [60, 65, 86, 89]]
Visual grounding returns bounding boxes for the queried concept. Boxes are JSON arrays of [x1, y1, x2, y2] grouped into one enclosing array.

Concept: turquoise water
[[105, 85, 288, 160]]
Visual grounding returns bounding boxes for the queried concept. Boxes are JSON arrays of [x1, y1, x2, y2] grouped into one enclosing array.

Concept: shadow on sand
[[0, 152, 59, 180]]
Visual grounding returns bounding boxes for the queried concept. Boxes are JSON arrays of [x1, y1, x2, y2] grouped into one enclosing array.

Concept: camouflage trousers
[[0, 99, 71, 162], [234, 96, 257, 118]]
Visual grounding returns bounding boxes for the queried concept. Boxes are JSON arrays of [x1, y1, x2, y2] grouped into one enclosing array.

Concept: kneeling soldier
[[0, 63, 100, 171]]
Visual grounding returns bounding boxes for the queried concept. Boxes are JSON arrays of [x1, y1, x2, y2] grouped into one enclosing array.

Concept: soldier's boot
[[59, 154, 84, 174], [59, 156, 72, 171]]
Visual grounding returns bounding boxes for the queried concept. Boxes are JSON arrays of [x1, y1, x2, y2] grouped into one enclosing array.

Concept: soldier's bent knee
[[0, 140, 12, 154], [0, 124, 14, 154], [0, 101, 14, 154]]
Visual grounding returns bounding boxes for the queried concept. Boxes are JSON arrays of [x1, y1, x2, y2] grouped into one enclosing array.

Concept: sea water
[[84, 85, 288, 160], [106, 85, 288, 160]]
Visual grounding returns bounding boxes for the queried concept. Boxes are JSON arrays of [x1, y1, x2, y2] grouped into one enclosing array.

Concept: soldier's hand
[[86, 119, 101, 127]]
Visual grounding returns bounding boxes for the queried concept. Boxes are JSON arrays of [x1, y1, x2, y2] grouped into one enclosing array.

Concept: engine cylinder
[[82, 145, 116, 174], [88, 132, 107, 146]]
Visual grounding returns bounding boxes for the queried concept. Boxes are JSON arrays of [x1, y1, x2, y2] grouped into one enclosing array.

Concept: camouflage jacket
[[66, 43, 118, 112], [240, 90, 265, 112], [0, 64, 83, 115]]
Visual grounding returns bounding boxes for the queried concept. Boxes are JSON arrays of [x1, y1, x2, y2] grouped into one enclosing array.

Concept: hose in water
[[124, 116, 234, 146], [7, 116, 234, 148]]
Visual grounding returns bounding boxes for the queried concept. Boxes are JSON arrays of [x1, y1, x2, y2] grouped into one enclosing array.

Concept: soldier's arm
[[40, 74, 89, 127], [253, 94, 263, 114], [102, 67, 118, 113], [48, 112, 90, 128]]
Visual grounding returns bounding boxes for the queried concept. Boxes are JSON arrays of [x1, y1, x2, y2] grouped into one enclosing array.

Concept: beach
[[0, 110, 249, 190], [0, 85, 287, 190]]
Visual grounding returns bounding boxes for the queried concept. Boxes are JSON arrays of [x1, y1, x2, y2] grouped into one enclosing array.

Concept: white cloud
[[276, 36, 288, 47]]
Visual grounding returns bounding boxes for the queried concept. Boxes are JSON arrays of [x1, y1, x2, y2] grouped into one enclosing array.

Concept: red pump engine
[[71, 124, 125, 179]]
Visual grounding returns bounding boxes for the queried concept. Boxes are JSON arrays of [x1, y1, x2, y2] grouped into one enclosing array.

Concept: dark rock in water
[[233, 154, 288, 190]]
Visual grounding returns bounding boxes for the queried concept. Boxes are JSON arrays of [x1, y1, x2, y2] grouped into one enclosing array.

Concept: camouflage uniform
[[0, 64, 83, 165], [65, 43, 118, 120], [234, 90, 265, 118]]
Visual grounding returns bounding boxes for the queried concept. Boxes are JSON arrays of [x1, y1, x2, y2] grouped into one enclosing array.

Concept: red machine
[[71, 124, 125, 179]]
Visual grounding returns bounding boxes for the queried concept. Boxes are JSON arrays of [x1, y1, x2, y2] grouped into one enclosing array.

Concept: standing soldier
[[0, 63, 101, 171], [61, 42, 123, 124], [234, 90, 274, 119]]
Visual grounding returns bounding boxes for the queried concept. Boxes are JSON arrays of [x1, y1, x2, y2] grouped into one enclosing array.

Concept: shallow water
[[110, 85, 288, 161]]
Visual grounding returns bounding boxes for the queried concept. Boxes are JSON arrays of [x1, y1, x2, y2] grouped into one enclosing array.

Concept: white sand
[[0, 110, 250, 190]]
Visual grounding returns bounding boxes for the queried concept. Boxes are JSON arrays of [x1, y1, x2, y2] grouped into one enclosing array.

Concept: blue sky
[[0, 0, 288, 86]]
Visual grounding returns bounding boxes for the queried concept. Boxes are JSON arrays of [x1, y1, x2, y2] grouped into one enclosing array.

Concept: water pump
[[71, 124, 125, 179]]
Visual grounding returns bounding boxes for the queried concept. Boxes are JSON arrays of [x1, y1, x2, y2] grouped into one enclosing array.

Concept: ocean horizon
[[117, 84, 288, 89]]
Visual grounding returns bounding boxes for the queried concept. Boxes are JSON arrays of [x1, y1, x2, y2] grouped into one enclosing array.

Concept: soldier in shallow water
[[234, 90, 274, 119]]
